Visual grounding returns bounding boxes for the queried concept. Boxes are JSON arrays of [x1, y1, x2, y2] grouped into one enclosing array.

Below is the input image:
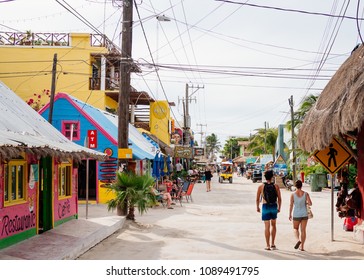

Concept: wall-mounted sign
[[88, 130, 97, 149], [194, 148, 204, 156], [118, 148, 133, 159], [174, 146, 193, 159]]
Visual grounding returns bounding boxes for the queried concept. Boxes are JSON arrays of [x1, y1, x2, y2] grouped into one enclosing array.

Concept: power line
[[215, 0, 364, 20]]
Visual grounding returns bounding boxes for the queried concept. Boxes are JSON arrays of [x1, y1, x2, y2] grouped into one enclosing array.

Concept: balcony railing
[[0, 32, 121, 54], [0, 32, 69, 46]]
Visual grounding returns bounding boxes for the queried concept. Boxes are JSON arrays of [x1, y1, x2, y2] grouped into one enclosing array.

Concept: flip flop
[[264, 247, 271, 251], [270, 245, 277, 250], [294, 241, 301, 249]]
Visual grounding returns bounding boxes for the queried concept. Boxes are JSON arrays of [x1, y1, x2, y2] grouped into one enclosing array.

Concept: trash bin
[[317, 173, 327, 189], [310, 173, 325, 192]]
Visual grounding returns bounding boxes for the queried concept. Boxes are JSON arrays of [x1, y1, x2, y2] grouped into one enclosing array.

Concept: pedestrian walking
[[289, 180, 312, 251], [256, 170, 282, 250], [175, 160, 183, 176], [204, 167, 213, 192]]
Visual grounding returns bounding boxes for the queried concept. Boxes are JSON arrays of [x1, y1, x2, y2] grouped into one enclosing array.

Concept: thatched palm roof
[[298, 44, 364, 152]]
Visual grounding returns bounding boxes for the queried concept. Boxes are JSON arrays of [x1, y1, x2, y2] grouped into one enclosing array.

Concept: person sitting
[[159, 177, 175, 209], [153, 185, 174, 209]]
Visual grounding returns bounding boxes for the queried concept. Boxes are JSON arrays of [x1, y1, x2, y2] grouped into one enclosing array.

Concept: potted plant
[[20, 30, 32, 45], [106, 171, 156, 220]]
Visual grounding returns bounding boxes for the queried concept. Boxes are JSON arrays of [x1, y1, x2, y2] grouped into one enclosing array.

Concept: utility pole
[[118, 0, 133, 163], [182, 83, 204, 145], [48, 53, 57, 124], [264, 121, 267, 154], [118, 0, 133, 216], [196, 123, 207, 147], [288, 95, 297, 182]]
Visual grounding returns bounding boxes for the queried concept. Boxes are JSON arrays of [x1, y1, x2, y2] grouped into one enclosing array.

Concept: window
[[58, 163, 72, 197], [4, 160, 26, 205], [62, 121, 80, 141]]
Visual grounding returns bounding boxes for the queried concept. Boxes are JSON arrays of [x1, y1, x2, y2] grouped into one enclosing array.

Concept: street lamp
[[155, 14, 170, 99]]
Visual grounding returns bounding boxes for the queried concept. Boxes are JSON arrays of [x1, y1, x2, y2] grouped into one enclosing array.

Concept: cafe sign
[[174, 146, 193, 159]]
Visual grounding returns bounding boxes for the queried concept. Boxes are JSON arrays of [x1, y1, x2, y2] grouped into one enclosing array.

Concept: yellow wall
[[0, 33, 108, 110], [150, 101, 171, 145], [98, 183, 114, 204]]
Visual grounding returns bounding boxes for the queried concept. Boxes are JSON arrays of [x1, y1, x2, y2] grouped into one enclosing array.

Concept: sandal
[[270, 245, 277, 250], [294, 241, 301, 249], [264, 247, 271, 251], [167, 207, 174, 209]]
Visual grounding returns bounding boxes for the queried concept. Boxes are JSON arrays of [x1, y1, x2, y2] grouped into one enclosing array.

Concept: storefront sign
[[194, 148, 204, 156], [87, 130, 97, 149], [174, 146, 193, 158]]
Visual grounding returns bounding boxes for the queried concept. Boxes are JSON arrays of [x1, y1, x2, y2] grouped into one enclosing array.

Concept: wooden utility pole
[[48, 53, 57, 124], [289, 95, 297, 182], [118, 0, 133, 164], [183, 83, 204, 145], [117, 0, 133, 216]]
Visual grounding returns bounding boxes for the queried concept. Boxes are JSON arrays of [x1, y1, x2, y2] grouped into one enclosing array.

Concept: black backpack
[[263, 183, 277, 204]]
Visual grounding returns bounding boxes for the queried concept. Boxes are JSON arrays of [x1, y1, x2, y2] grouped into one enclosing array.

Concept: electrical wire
[[215, 0, 364, 20], [134, 0, 183, 129]]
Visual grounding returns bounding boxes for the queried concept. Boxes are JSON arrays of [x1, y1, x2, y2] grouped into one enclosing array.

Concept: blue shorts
[[262, 203, 278, 221]]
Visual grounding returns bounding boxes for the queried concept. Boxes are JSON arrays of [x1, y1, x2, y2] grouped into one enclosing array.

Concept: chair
[[172, 185, 183, 207], [152, 187, 166, 208], [157, 193, 168, 208], [182, 183, 195, 203]]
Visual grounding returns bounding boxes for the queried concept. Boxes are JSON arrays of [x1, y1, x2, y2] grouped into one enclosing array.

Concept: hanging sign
[[174, 146, 193, 158]]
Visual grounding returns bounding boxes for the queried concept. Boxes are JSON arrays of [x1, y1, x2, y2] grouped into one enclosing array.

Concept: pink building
[[0, 82, 106, 249]]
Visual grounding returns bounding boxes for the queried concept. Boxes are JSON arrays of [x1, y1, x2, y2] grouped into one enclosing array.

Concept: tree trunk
[[126, 205, 135, 220], [116, 204, 123, 216]]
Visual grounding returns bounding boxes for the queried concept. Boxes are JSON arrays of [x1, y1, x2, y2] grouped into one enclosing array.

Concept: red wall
[[357, 123, 364, 224]]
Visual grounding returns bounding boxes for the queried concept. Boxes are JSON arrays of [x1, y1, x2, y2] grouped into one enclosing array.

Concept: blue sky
[[1, 0, 362, 144]]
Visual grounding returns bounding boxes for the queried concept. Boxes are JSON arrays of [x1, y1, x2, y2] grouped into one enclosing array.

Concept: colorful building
[[39, 93, 157, 203], [0, 82, 106, 249], [0, 31, 154, 114]]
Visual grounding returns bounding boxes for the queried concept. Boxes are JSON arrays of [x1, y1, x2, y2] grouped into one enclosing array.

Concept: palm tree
[[106, 172, 157, 220], [286, 94, 318, 131], [285, 94, 319, 176], [205, 133, 221, 160], [248, 127, 278, 160], [222, 137, 239, 159]]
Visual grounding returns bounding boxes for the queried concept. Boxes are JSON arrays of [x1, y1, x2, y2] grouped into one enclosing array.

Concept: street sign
[[313, 138, 352, 174]]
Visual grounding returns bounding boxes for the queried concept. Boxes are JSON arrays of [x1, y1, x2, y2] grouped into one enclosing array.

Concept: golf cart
[[219, 161, 233, 183]]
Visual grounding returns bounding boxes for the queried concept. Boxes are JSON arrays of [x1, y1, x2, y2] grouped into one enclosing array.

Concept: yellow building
[[0, 30, 175, 160], [0, 31, 122, 111]]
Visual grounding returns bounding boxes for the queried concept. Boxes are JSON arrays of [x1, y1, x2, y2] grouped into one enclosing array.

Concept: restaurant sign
[[174, 146, 193, 159]]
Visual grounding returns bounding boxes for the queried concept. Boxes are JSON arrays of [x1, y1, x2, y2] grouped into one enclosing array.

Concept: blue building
[[39, 93, 157, 203]]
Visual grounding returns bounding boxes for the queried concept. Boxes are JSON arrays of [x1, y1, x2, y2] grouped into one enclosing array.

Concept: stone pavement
[[0, 203, 125, 260]]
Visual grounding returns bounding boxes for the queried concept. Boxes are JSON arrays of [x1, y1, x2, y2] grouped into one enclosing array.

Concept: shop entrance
[[78, 159, 97, 201], [38, 157, 53, 233]]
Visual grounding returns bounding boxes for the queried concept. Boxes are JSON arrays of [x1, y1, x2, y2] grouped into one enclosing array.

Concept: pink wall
[[53, 165, 78, 223], [357, 124, 364, 225], [0, 162, 37, 239]]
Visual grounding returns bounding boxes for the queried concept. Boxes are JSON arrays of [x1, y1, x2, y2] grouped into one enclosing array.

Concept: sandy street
[[78, 174, 364, 260]]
